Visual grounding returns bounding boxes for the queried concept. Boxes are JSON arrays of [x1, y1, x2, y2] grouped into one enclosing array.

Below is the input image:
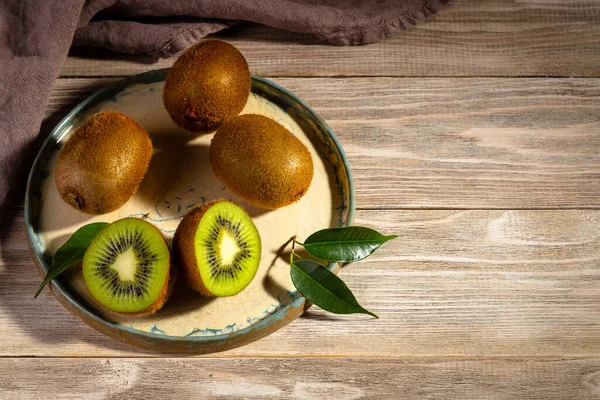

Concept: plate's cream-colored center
[[37, 81, 340, 337]]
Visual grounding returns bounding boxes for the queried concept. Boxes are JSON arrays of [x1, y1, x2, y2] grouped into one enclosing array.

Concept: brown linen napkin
[[75, 0, 450, 55], [0, 0, 449, 222], [0, 1, 86, 221]]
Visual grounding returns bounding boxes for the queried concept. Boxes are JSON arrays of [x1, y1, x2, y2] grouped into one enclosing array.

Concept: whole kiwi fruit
[[173, 200, 261, 297], [210, 114, 314, 209], [83, 218, 174, 316], [55, 110, 152, 215], [163, 39, 251, 133]]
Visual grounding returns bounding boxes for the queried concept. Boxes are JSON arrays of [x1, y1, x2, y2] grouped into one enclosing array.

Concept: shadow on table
[[301, 310, 350, 322]]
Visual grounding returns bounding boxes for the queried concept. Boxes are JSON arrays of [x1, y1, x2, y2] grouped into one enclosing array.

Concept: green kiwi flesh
[[163, 39, 251, 133], [174, 200, 261, 297], [83, 218, 171, 315]]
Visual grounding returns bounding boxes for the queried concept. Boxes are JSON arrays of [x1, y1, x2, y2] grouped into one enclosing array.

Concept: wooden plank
[[45, 77, 600, 209], [1, 209, 599, 357], [2, 357, 600, 399], [59, 0, 600, 78]]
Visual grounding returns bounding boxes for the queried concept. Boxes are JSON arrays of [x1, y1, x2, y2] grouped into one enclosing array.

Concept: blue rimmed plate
[[25, 70, 354, 353]]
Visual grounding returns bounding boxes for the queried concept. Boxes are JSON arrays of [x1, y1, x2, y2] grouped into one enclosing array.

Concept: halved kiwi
[[82, 218, 173, 315], [173, 200, 261, 297]]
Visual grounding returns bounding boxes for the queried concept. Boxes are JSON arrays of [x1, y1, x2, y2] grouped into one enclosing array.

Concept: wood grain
[[3, 357, 600, 399], [2, 208, 599, 357], [45, 77, 600, 209], [6, 2, 600, 394], [59, 0, 600, 78]]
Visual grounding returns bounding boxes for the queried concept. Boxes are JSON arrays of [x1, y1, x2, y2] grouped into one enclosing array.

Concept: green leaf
[[291, 260, 378, 318], [34, 222, 108, 298], [302, 226, 397, 262]]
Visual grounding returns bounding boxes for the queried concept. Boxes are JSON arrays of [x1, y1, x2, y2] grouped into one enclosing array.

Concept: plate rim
[[25, 69, 355, 352]]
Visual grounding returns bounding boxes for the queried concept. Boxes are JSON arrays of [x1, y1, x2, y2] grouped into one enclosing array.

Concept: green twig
[[290, 235, 297, 265], [290, 235, 307, 264]]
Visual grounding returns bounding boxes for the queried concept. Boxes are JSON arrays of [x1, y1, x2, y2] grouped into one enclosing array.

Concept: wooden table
[[1, 0, 600, 397]]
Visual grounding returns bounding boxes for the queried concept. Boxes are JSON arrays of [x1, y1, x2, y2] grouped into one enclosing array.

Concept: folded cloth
[[75, 0, 450, 55], [0, 0, 449, 222]]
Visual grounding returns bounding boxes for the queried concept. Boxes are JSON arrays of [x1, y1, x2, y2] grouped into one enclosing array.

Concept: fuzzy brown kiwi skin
[[84, 220, 175, 317], [210, 114, 314, 209], [55, 111, 152, 215], [172, 200, 223, 297], [163, 39, 251, 134]]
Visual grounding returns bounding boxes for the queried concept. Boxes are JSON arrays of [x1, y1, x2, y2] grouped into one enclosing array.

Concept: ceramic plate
[[25, 69, 354, 353]]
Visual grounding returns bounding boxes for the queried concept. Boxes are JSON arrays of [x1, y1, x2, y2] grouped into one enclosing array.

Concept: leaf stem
[[290, 235, 298, 265]]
